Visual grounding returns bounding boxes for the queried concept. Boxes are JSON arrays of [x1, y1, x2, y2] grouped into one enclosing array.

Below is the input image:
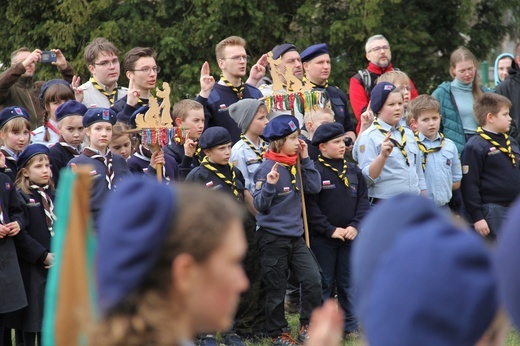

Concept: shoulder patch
[[462, 165, 469, 174], [359, 145, 365, 153], [255, 181, 263, 190]]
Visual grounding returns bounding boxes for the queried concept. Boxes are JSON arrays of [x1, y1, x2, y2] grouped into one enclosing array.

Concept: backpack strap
[[358, 69, 371, 94]]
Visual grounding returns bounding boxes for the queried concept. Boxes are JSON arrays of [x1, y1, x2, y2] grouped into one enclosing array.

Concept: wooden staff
[[297, 155, 310, 247], [153, 143, 162, 182]]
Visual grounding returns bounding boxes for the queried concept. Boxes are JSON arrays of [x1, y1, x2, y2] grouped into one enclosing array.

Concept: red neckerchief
[[263, 149, 298, 166], [46, 121, 60, 135]]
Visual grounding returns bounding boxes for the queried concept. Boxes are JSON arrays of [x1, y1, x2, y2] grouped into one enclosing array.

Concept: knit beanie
[[228, 99, 264, 134]]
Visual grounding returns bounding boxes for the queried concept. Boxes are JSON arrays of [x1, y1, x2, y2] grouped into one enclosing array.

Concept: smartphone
[[41, 51, 57, 63]]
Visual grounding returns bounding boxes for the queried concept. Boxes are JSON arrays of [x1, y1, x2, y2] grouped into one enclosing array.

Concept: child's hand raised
[[380, 132, 394, 158], [183, 130, 197, 157], [266, 162, 280, 184], [298, 139, 309, 159]]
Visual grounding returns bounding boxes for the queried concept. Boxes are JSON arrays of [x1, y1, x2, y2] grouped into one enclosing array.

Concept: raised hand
[[127, 78, 141, 107], [52, 49, 68, 70], [266, 162, 280, 184], [199, 61, 215, 98], [183, 131, 197, 157], [71, 75, 84, 103], [380, 132, 394, 158], [22, 49, 42, 68], [246, 54, 268, 85], [298, 138, 309, 159]]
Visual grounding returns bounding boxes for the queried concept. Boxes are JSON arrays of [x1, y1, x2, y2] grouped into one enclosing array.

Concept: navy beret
[[261, 114, 299, 141], [370, 81, 396, 114], [129, 105, 149, 129], [311, 122, 344, 146], [38, 79, 73, 107], [198, 126, 232, 149], [82, 107, 117, 127], [96, 176, 177, 315], [496, 199, 520, 329], [55, 100, 88, 122], [300, 43, 329, 63], [0, 106, 30, 129], [363, 203, 497, 346], [272, 43, 297, 60], [17, 143, 50, 170]]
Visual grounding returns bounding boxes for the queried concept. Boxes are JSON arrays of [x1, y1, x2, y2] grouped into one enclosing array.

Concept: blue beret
[[198, 126, 232, 149], [17, 143, 50, 170], [38, 79, 73, 107], [272, 43, 297, 60], [300, 43, 329, 63], [55, 100, 88, 122], [261, 114, 299, 141], [96, 176, 177, 315], [496, 199, 520, 329], [364, 210, 497, 346], [82, 107, 117, 127], [311, 122, 344, 146], [352, 195, 448, 322], [370, 82, 396, 114], [129, 105, 149, 129], [0, 106, 30, 129]]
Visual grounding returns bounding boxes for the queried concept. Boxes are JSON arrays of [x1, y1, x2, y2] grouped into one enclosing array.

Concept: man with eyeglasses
[[111, 47, 159, 123], [79, 37, 128, 109], [196, 36, 264, 144], [0, 47, 74, 129], [496, 42, 520, 143], [349, 34, 418, 134]]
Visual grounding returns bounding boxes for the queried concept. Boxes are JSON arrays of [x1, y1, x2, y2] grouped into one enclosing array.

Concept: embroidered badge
[[446, 159, 451, 166], [89, 170, 97, 176], [462, 165, 469, 174], [288, 120, 297, 131], [283, 186, 290, 192], [351, 183, 358, 196], [323, 180, 330, 185], [384, 84, 394, 91], [102, 109, 110, 120], [206, 181, 214, 187], [143, 168, 148, 173], [359, 145, 365, 153], [255, 181, 263, 190], [4, 182, 10, 190], [14, 107, 23, 115]]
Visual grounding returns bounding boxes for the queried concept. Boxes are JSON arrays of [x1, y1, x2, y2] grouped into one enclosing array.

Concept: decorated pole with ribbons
[[263, 51, 327, 247], [125, 82, 185, 182]]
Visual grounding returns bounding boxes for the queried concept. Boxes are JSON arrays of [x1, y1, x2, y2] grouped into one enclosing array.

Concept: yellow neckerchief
[[414, 132, 444, 172]]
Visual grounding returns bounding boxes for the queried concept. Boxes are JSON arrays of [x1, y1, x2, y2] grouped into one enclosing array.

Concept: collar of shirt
[[376, 117, 400, 132], [418, 132, 441, 143], [1, 146, 17, 158], [85, 146, 109, 157]]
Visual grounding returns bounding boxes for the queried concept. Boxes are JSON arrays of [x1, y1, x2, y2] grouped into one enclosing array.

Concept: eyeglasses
[[94, 59, 120, 67], [223, 55, 251, 62], [368, 45, 390, 53], [130, 66, 161, 74]]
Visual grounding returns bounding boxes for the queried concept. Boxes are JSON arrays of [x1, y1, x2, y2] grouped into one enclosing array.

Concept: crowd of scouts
[[0, 32, 519, 346]]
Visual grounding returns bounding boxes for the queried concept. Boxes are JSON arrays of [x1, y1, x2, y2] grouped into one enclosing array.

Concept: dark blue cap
[[55, 100, 88, 122], [496, 199, 520, 329], [198, 126, 232, 149], [38, 79, 73, 107], [300, 43, 329, 63], [129, 105, 149, 129], [97, 176, 177, 315], [17, 143, 50, 170], [311, 122, 344, 146], [261, 114, 299, 141], [370, 81, 396, 114], [82, 107, 117, 127], [272, 43, 297, 60], [362, 197, 497, 346], [0, 106, 30, 129]]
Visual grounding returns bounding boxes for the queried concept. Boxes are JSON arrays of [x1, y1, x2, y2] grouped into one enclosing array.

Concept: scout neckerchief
[[373, 118, 410, 166], [58, 136, 80, 156], [240, 134, 266, 162], [201, 157, 239, 199], [304, 77, 329, 89], [90, 77, 117, 105], [477, 126, 516, 166], [30, 184, 56, 236], [83, 147, 115, 189], [318, 156, 349, 187], [1, 147, 17, 165], [45, 120, 60, 136], [414, 132, 444, 172], [194, 146, 205, 164], [133, 144, 169, 181], [263, 150, 299, 191], [220, 74, 244, 99]]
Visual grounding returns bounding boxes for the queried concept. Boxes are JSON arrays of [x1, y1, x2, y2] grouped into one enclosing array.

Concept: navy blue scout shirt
[[111, 96, 149, 124], [310, 85, 355, 134], [15, 189, 54, 265], [196, 83, 263, 144], [461, 130, 520, 223], [306, 157, 369, 238], [163, 143, 202, 179], [68, 152, 130, 225], [49, 143, 79, 186], [185, 162, 246, 202], [127, 146, 179, 181], [253, 157, 321, 237], [1, 147, 19, 182]]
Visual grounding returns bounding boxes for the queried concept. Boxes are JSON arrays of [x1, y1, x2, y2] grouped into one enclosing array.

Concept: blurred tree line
[[1, 0, 519, 101]]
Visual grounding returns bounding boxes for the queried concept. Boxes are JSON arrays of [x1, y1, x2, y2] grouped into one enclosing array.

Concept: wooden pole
[[153, 144, 162, 182], [297, 156, 310, 248]]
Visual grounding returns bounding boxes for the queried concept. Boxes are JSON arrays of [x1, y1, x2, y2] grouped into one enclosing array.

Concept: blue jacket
[[432, 82, 489, 154], [253, 157, 321, 237]]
